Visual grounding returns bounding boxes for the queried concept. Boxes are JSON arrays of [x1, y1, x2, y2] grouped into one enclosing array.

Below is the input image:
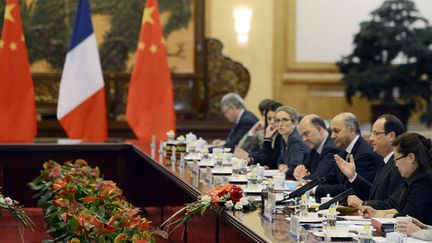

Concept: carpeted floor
[[0, 207, 221, 243], [0, 207, 193, 243], [0, 208, 51, 243]]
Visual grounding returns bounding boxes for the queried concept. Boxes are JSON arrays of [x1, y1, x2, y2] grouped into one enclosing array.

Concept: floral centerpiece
[[161, 184, 256, 234], [29, 159, 161, 243], [0, 191, 34, 240]]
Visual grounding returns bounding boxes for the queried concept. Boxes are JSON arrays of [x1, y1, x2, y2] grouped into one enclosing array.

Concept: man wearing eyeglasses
[[212, 93, 258, 150], [335, 114, 406, 209], [314, 112, 382, 199]]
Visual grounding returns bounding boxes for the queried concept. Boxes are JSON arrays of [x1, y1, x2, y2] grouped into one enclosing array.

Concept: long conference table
[[0, 142, 293, 243]]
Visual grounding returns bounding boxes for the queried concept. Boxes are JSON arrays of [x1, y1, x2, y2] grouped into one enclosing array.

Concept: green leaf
[[199, 205, 208, 216], [68, 217, 79, 234]]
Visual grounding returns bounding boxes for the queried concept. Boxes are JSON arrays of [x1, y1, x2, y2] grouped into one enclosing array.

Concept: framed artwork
[[0, 0, 202, 74], [0, 0, 206, 120]]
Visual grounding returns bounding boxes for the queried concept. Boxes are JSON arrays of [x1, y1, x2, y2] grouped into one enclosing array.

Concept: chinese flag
[[126, 0, 175, 142], [0, 0, 37, 142]]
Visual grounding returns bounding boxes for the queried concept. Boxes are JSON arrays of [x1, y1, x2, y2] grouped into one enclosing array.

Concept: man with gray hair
[[213, 93, 258, 150], [314, 112, 382, 199]]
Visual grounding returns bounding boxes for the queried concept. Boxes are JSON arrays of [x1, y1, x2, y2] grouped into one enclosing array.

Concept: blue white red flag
[[57, 0, 107, 141]]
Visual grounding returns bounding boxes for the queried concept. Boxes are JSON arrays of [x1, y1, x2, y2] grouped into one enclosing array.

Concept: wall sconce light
[[233, 7, 252, 46]]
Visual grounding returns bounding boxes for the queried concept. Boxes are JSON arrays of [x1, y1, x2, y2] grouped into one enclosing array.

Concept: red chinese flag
[[0, 0, 37, 142], [126, 0, 175, 142]]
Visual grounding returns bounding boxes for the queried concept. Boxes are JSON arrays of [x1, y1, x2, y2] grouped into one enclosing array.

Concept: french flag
[[57, 0, 107, 141]]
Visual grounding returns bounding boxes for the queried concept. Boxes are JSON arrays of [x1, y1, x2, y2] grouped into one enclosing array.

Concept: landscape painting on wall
[[0, 0, 196, 74]]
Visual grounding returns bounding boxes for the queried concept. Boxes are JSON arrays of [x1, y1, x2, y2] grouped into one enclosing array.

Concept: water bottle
[[232, 159, 240, 178], [171, 145, 176, 166], [299, 194, 309, 218], [150, 135, 156, 159], [158, 142, 165, 163], [298, 226, 308, 243], [327, 205, 337, 229], [264, 178, 276, 221], [359, 224, 373, 243], [248, 167, 258, 191], [180, 152, 185, 168]]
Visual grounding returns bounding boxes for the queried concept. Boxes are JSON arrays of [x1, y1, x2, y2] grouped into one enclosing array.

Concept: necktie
[[345, 153, 350, 161]]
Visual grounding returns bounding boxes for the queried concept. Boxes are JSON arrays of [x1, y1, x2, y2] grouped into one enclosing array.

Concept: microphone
[[281, 177, 326, 202], [318, 188, 354, 211]]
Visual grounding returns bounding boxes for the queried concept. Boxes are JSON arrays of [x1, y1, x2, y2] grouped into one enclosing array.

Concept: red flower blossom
[[48, 165, 62, 178], [75, 159, 88, 167], [52, 178, 67, 192], [230, 190, 243, 203], [89, 168, 99, 177], [53, 198, 68, 207], [140, 218, 151, 231], [94, 223, 118, 235], [80, 196, 99, 204]]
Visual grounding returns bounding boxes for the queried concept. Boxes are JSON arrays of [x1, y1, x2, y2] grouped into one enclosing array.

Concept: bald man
[[315, 113, 382, 198]]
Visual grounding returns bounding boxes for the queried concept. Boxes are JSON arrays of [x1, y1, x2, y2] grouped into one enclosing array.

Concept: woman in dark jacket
[[359, 133, 432, 225], [261, 106, 309, 179]]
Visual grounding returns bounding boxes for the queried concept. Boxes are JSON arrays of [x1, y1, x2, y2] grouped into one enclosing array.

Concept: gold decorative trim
[[282, 72, 342, 84]]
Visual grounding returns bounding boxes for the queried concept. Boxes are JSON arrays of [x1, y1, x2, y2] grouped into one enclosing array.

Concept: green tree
[[337, 0, 432, 125]]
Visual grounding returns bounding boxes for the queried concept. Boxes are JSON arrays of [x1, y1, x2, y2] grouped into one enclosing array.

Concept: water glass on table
[[272, 173, 285, 189]]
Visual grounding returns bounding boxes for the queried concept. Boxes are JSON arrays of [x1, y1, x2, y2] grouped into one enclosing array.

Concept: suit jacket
[[351, 156, 405, 209], [224, 110, 258, 150], [303, 136, 340, 180], [257, 129, 309, 178], [315, 136, 383, 198], [394, 168, 432, 225], [250, 133, 277, 167]]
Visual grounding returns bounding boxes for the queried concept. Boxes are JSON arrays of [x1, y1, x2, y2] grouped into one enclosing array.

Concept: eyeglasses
[[301, 131, 311, 137], [394, 154, 407, 161], [274, 118, 293, 124], [370, 130, 388, 136]]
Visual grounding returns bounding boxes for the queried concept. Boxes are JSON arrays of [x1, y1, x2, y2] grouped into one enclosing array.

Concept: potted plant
[[337, 0, 432, 126]]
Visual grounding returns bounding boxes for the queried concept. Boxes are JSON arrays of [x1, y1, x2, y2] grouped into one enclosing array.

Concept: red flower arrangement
[[29, 159, 160, 243], [161, 184, 256, 234]]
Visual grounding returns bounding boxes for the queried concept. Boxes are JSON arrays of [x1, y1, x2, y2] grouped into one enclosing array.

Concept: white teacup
[[396, 216, 412, 224], [396, 216, 412, 232]]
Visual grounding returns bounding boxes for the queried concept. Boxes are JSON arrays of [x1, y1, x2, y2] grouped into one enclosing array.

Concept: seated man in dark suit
[[314, 112, 382, 199], [335, 114, 405, 209], [294, 114, 340, 181], [212, 93, 258, 150]]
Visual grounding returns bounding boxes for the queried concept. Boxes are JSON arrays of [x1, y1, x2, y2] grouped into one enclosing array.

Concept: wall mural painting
[[0, 0, 195, 74]]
